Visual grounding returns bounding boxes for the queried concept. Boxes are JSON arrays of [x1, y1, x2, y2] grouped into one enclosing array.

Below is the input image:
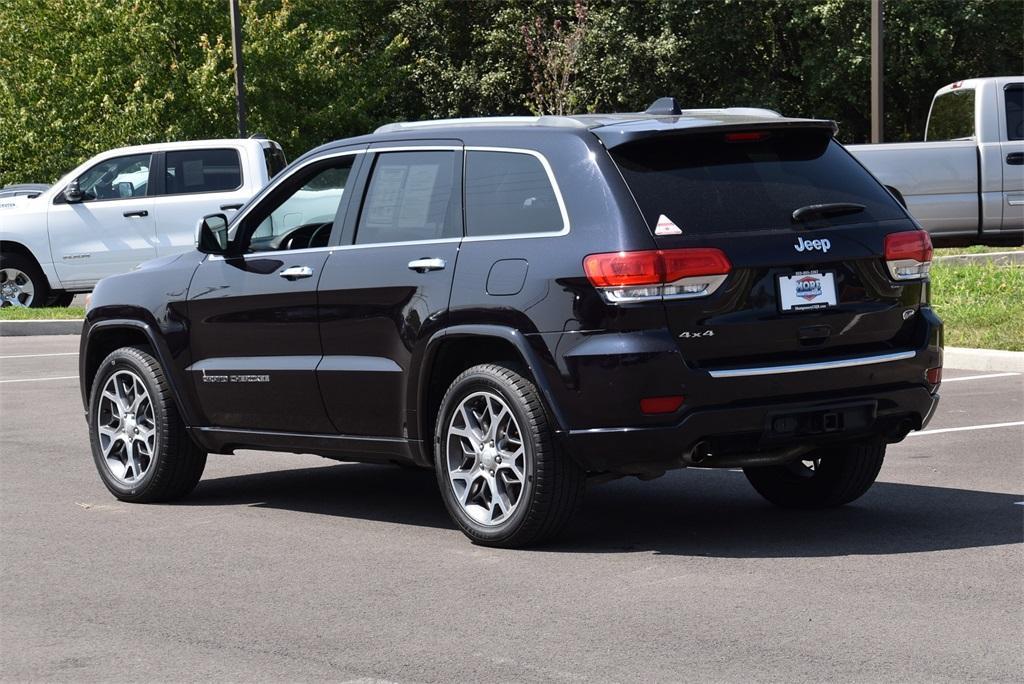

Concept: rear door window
[[355, 151, 459, 244], [1005, 84, 1023, 141], [609, 128, 905, 236], [163, 148, 242, 194], [464, 150, 564, 236]]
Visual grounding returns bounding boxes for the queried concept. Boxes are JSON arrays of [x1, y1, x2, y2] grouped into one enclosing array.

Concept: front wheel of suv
[[88, 346, 207, 502], [434, 364, 585, 548], [743, 440, 886, 509]]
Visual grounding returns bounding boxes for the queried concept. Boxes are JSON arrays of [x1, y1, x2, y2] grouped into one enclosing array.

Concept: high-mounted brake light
[[583, 248, 731, 303], [724, 131, 770, 143], [884, 230, 933, 280]]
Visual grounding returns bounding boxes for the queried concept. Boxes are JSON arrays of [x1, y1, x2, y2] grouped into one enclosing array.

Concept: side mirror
[[116, 181, 133, 198], [63, 179, 83, 203], [196, 213, 230, 254]]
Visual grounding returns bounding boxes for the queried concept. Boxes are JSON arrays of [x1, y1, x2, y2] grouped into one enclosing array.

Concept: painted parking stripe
[[0, 375, 78, 384], [909, 421, 1024, 437], [942, 372, 1020, 383], [0, 352, 78, 360]]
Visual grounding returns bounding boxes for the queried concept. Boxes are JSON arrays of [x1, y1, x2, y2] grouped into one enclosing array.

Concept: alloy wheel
[[96, 370, 157, 484], [445, 391, 527, 525], [0, 268, 35, 307]]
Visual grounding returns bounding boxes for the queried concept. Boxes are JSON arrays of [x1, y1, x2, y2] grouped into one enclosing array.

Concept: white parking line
[[0, 352, 78, 360], [942, 372, 1020, 383], [0, 375, 78, 384], [909, 421, 1024, 437]]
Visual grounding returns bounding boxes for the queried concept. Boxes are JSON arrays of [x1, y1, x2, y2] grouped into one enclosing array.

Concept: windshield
[[609, 128, 905, 236]]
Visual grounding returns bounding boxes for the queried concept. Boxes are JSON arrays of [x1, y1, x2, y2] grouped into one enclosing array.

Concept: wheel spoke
[[445, 389, 527, 527]]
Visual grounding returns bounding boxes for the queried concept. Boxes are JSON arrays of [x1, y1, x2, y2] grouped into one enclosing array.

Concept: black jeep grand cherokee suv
[[79, 102, 942, 547]]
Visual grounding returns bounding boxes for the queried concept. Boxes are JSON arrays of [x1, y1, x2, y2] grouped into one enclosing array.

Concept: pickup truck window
[[76, 153, 152, 202], [610, 129, 905, 236], [926, 89, 975, 141], [244, 156, 354, 252], [1005, 84, 1023, 141], [163, 148, 242, 194]]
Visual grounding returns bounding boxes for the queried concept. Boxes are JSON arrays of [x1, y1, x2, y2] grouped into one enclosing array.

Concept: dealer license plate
[[778, 271, 837, 312]]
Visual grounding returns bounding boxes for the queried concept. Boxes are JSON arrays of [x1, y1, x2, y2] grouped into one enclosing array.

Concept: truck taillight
[[583, 248, 731, 303], [884, 230, 933, 280]]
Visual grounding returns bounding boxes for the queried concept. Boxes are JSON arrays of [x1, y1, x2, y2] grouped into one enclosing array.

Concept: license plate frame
[[777, 271, 837, 312]]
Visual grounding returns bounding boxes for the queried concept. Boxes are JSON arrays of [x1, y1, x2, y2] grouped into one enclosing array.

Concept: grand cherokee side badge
[[202, 372, 270, 383]]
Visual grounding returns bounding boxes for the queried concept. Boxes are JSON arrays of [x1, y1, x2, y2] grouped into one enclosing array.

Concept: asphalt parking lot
[[1, 335, 1021, 682]]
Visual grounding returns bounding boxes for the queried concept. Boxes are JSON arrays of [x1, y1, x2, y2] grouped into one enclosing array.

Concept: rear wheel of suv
[[434, 364, 585, 548], [743, 440, 886, 509], [88, 346, 206, 502]]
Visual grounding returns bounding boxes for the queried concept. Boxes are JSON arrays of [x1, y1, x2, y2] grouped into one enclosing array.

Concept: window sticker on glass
[[398, 164, 440, 228]]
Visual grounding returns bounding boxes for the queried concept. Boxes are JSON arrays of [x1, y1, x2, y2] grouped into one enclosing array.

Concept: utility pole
[[229, 0, 248, 138], [871, 0, 883, 143]]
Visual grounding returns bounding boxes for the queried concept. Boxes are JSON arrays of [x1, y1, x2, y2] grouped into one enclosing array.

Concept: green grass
[[935, 245, 1024, 256], [930, 262, 1024, 351], [0, 306, 85, 320]]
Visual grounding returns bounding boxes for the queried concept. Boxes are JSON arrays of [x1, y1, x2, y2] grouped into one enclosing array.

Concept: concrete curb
[[0, 319, 83, 337], [934, 251, 1024, 266], [945, 347, 1024, 373]]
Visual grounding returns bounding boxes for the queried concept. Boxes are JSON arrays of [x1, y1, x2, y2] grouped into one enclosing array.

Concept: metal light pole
[[229, 0, 248, 138], [871, 0, 884, 143]]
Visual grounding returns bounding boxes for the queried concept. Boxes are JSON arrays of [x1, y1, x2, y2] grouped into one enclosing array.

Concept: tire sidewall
[[88, 350, 165, 498], [434, 370, 538, 543]]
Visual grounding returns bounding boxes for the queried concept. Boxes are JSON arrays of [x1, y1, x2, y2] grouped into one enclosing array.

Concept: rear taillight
[[583, 248, 731, 303], [884, 230, 933, 280]]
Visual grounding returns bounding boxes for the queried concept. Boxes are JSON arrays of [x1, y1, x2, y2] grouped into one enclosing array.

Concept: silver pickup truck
[[849, 76, 1023, 243]]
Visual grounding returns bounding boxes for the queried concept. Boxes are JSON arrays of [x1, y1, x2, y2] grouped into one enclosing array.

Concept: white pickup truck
[[0, 138, 287, 307], [849, 76, 1023, 243]]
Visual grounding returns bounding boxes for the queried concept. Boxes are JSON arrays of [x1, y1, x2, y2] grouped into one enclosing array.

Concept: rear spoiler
[[591, 118, 839, 149]]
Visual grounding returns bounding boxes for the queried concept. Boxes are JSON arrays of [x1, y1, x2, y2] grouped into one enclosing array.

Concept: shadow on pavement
[[187, 463, 1023, 557]]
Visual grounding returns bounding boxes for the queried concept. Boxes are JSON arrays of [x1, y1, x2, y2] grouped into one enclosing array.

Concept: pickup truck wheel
[[0, 253, 49, 308], [88, 346, 206, 503], [743, 440, 886, 509], [434, 364, 585, 547]]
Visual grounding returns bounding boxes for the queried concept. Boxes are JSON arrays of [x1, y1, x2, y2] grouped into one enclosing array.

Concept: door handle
[[407, 257, 447, 272], [279, 265, 314, 280], [220, 203, 244, 211], [123, 210, 149, 218], [1007, 152, 1024, 166]]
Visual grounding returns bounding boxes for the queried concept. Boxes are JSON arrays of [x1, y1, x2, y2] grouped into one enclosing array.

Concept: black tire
[[434, 363, 585, 547], [46, 291, 75, 307], [743, 440, 886, 509], [0, 252, 49, 308], [88, 346, 206, 502]]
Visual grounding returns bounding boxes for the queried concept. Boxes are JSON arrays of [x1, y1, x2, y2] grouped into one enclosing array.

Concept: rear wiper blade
[[791, 202, 866, 224]]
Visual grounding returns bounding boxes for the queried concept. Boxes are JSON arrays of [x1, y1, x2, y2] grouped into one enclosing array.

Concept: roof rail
[[374, 116, 587, 134]]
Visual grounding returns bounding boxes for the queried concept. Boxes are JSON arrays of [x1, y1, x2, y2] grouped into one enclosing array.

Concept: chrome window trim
[[707, 350, 917, 379], [462, 146, 571, 241]]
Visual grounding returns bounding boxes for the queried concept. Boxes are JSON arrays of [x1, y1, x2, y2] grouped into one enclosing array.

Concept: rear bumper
[[562, 384, 939, 475]]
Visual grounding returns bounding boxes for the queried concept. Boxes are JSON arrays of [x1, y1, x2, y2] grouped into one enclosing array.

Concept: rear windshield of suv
[[609, 128, 905, 236]]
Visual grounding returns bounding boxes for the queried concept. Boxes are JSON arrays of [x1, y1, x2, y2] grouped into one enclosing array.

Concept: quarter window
[[164, 148, 242, 194], [75, 153, 152, 201], [355, 151, 459, 244], [465, 151, 563, 236]]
